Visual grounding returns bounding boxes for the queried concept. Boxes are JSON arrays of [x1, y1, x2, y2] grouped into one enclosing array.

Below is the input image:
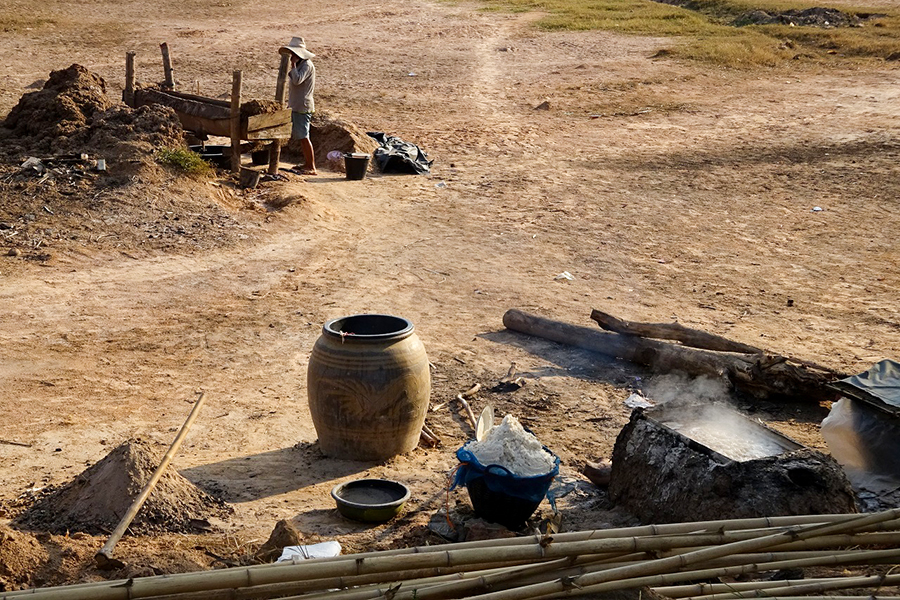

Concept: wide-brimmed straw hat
[[280, 36, 315, 60]]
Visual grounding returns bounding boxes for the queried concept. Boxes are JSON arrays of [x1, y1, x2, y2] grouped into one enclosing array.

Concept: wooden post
[[268, 54, 291, 175], [124, 52, 135, 107], [274, 53, 290, 103], [230, 70, 243, 175], [160, 42, 175, 90]]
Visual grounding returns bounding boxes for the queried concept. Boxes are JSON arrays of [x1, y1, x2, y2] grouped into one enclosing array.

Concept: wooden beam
[[246, 123, 291, 141], [124, 52, 135, 107], [160, 42, 175, 90], [230, 70, 242, 174], [246, 109, 291, 132], [268, 54, 291, 175]]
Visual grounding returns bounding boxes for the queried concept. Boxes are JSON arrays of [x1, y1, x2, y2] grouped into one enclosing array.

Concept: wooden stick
[[230, 70, 242, 174], [0, 439, 31, 447], [160, 42, 175, 89], [124, 51, 136, 107], [455, 383, 480, 428], [95, 392, 207, 569], [268, 53, 291, 175]]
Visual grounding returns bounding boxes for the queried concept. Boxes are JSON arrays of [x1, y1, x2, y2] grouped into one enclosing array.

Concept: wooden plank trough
[[123, 46, 293, 175]]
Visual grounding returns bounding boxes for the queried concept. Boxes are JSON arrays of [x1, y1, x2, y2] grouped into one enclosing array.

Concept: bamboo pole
[[523, 548, 900, 600], [277, 558, 580, 600], [686, 573, 900, 600], [278, 521, 900, 600], [230, 70, 242, 175], [147, 558, 566, 600], [9, 510, 900, 600], [95, 392, 207, 569], [160, 42, 175, 89], [656, 548, 900, 597], [124, 51, 136, 107], [661, 577, 880, 598], [516, 547, 900, 598], [452, 509, 900, 600], [730, 597, 900, 600]]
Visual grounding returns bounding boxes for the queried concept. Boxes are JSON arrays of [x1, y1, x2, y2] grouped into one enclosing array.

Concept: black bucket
[[344, 153, 370, 180], [465, 476, 544, 530], [454, 443, 560, 530], [251, 149, 270, 165]]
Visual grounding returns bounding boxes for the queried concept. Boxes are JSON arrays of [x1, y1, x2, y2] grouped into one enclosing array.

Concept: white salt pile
[[466, 415, 556, 477]]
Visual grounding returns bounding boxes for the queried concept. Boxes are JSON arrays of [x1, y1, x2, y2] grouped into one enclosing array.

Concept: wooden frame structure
[[124, 46, 293, 175]]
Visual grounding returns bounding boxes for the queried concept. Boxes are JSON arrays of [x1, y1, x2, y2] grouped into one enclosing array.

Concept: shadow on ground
[[182, 441, 373, 503]]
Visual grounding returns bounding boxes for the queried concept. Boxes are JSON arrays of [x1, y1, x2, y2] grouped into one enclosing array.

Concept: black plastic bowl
[[331, 479, 410, 523]]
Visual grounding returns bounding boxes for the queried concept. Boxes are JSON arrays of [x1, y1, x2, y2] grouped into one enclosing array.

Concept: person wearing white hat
[[281, 37, 317, 175]]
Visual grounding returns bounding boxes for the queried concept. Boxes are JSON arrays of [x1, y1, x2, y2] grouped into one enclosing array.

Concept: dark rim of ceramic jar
[[323, 314, 414, 341]]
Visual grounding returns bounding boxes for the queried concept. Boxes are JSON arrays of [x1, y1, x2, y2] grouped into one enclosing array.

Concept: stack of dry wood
[[6, 510, 900, 600]]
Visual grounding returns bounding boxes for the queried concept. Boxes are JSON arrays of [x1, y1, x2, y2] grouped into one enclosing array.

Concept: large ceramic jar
[[307, 314, 430, 460]]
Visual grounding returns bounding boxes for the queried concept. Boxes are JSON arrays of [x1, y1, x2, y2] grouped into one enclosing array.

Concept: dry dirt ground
[[1, 0, 900, 588]]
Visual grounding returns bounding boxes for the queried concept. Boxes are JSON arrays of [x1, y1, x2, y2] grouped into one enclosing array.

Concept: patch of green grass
[[479, 0, 900, 66], [156, 147, 212, 177]]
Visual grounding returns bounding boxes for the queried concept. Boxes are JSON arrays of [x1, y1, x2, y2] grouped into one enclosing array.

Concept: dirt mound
[[1, 64, 184, 160], [242, 98, 283, 116], [296, 112, 380, 169], [0, 524, 47, 591], [80, 104, 184, 160], [2, 64, 113, 152], [16, 439, 231, 535]]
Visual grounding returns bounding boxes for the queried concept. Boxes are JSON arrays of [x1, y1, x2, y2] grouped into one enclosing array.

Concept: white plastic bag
[[277, 541, 342, 563]]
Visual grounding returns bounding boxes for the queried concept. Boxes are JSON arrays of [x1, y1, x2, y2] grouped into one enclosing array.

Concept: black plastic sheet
[[367, 131, 433, 175]]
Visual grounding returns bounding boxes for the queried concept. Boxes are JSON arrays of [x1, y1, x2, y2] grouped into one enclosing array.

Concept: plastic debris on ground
[[822, 359, 900, 494], [624, 392, 654, 409], [277, 541, 342, 563], [366, 131, 433, 175]]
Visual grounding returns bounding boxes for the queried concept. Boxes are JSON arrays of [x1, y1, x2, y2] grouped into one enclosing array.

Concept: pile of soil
[[295, 111, 380, 169], [0, 64, 184, 161], [241, 98, 283, 116], [0, 525, 46, 591], [16, 439, 232, 535]]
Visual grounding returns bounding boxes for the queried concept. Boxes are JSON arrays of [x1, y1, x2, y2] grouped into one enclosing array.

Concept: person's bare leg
[[300, 138, 316, 174]]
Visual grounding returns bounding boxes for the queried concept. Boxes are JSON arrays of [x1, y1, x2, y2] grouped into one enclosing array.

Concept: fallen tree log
[[589, 309, 763, 354], [502, 309, 841, 403], [589, 309, 839, 374]]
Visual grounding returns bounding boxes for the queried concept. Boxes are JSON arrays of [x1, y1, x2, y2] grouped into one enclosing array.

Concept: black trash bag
[[367, 131, 433, 175]]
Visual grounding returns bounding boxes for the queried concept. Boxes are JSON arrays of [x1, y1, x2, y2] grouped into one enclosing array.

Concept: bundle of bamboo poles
[[5, 510, 900, 600]]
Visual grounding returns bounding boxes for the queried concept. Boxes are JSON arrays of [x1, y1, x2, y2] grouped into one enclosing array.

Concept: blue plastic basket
[[452, 442, 560, 529]]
